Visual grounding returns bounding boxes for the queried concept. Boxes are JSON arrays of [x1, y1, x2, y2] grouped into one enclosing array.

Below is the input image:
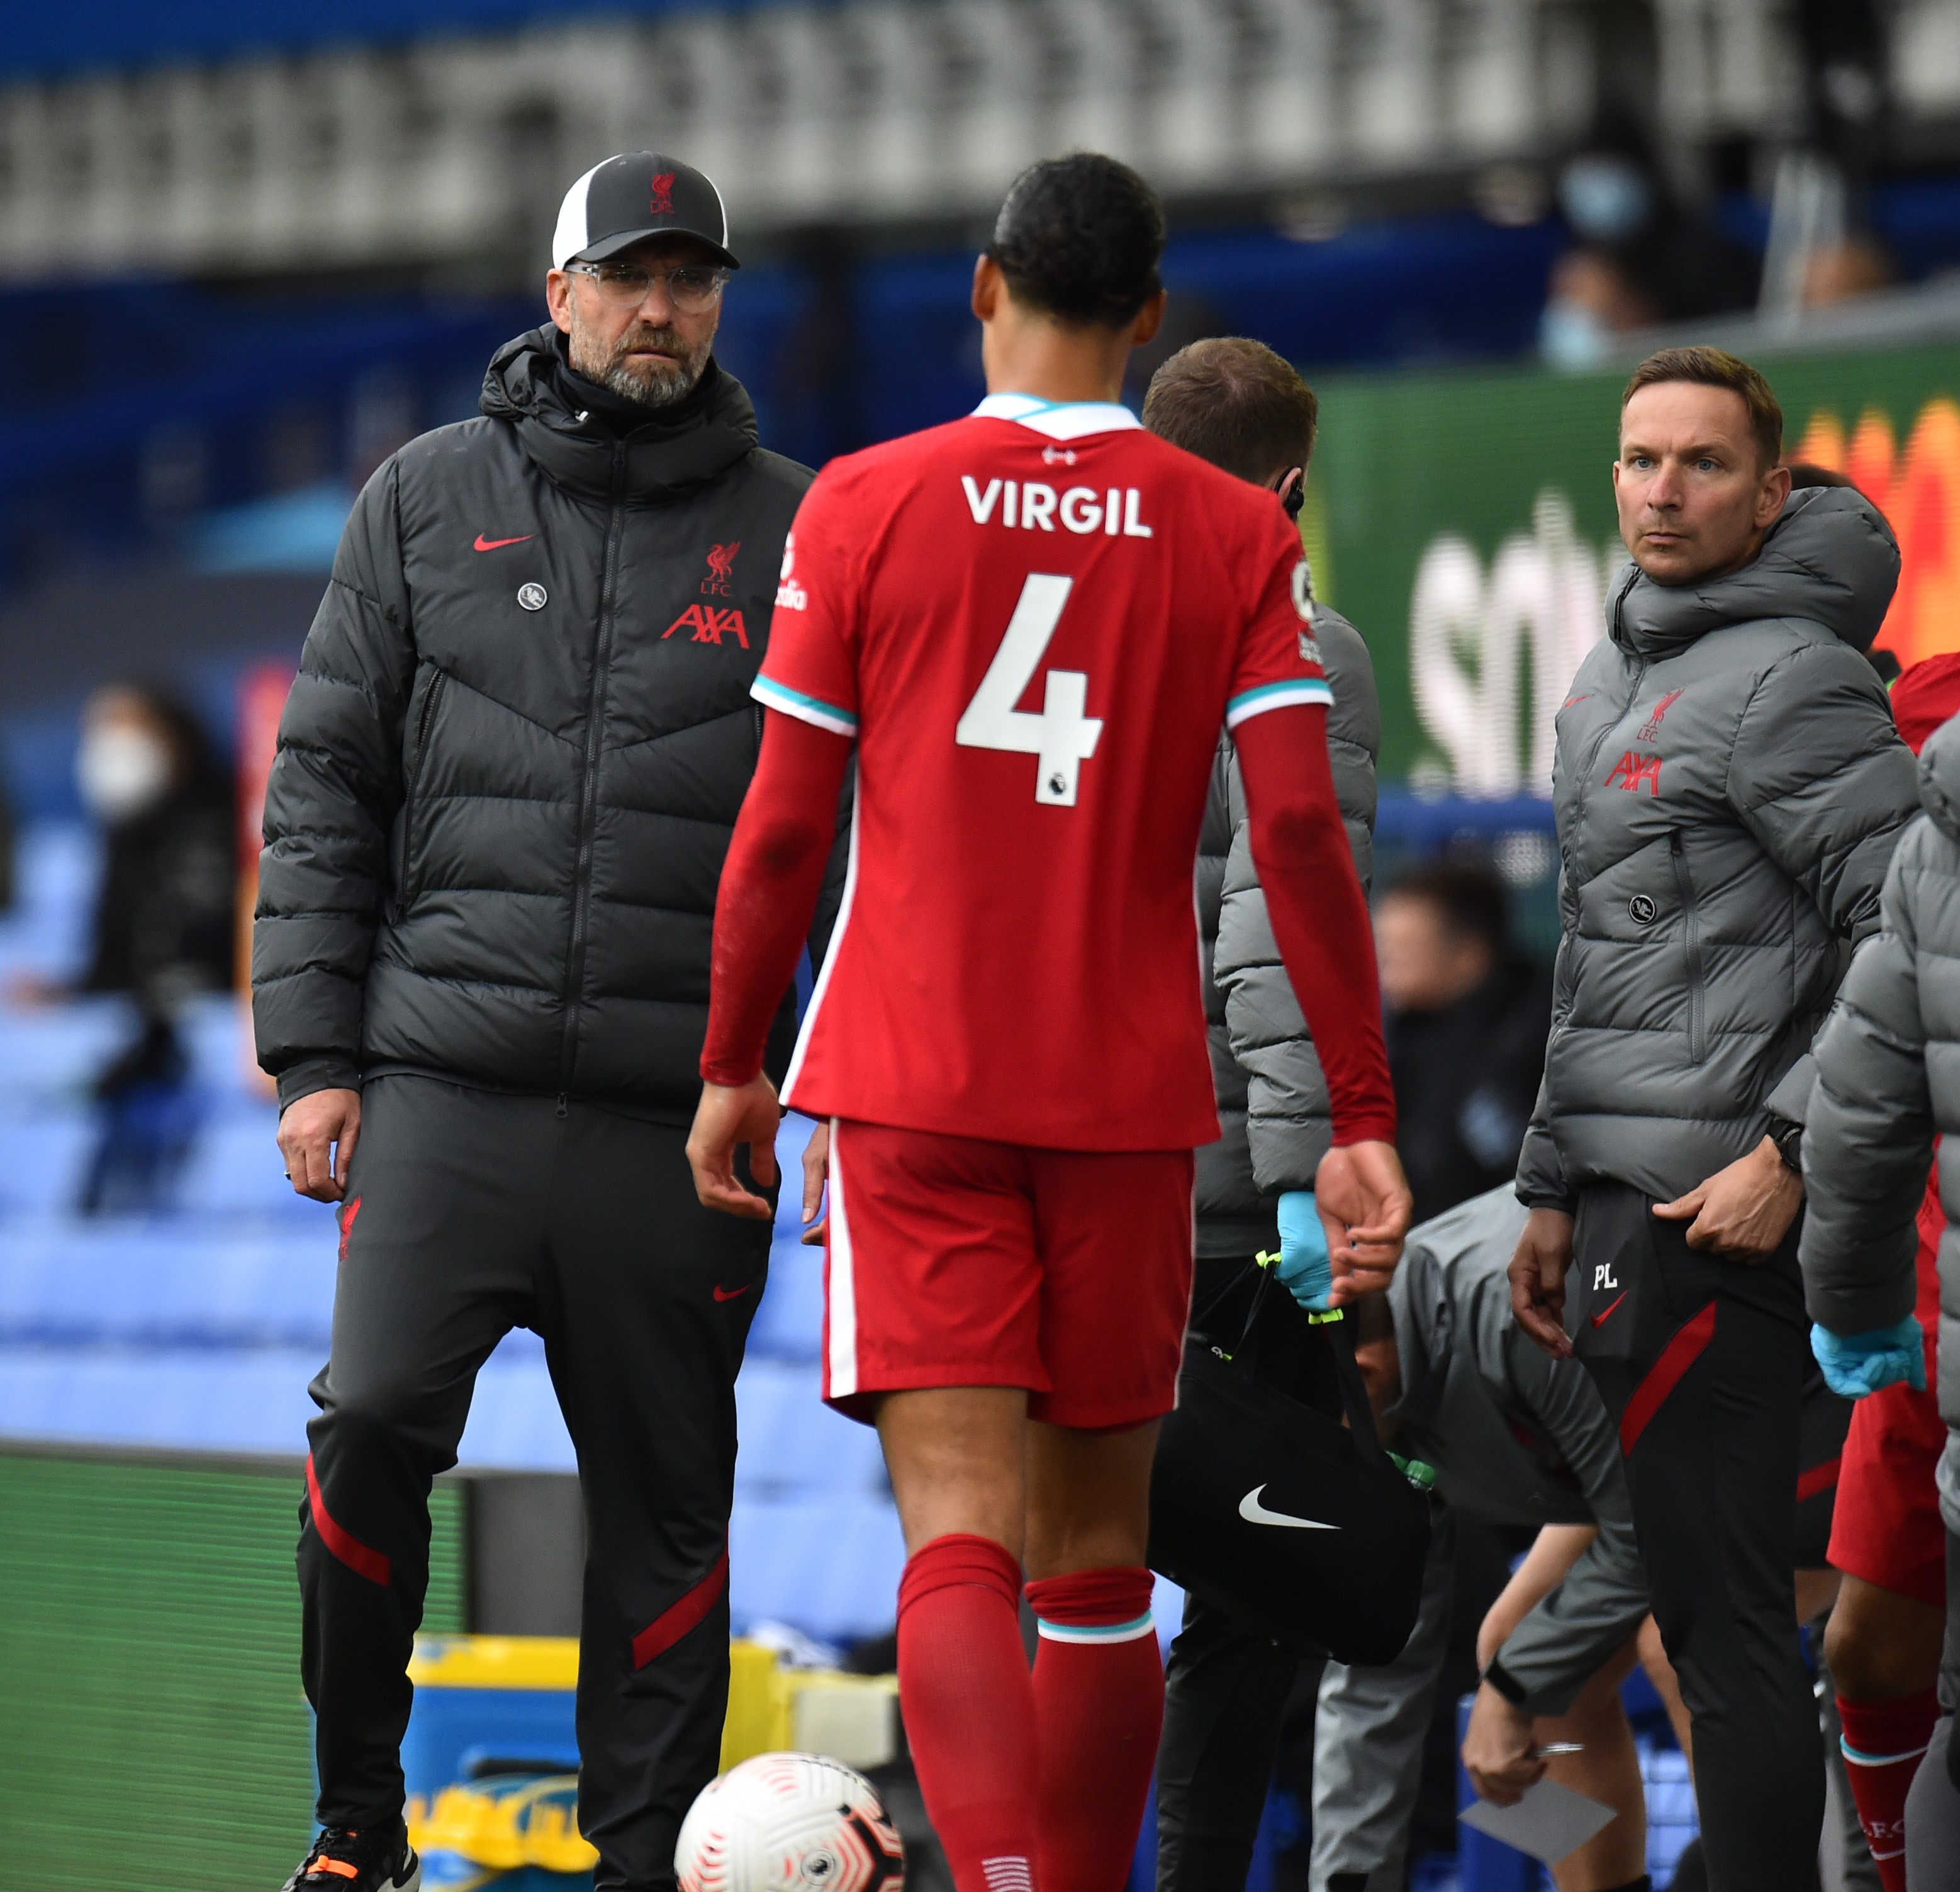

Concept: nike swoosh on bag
[[1238, 1485, 1338, 1530], [473, 533, 535, 551], [1591, 1291, 1628, 1328], [713, 1284, 751, 1302]]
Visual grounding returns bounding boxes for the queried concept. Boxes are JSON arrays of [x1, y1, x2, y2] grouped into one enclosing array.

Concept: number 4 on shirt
[[956, 573, 1103, 806]]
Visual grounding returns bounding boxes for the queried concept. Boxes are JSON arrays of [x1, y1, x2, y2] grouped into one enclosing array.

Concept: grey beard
[[598, 348, 708, 410], [569, 315, 712, 411]]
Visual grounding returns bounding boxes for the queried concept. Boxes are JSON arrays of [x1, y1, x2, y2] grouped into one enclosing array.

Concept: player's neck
[[981, 316, 1131, 408]]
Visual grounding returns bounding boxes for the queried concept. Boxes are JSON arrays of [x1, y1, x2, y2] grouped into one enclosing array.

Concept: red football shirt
[[753, 394, 1333, 1151]]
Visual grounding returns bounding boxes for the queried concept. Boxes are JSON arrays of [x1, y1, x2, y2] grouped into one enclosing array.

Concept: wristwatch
[[1768, 1116, 1805, 1173]]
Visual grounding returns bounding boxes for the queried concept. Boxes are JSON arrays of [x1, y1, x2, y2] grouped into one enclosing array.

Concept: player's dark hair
[[1384, 863, 1510, 958], [1142, 338, 1319, 483], [1622, 345, 1783, 471], [987, 154, 1165, 329]]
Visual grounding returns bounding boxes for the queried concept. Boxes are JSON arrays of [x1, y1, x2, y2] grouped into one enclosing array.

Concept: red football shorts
[[1827, 1175, 1946, 1609], [822, 1118, 1196, 1429]]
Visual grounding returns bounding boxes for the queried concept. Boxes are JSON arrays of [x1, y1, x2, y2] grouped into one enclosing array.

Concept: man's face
[[546, 233, 723, 410], [1613, 382, 1791, 587], [1375, 894, 1492, 1016]]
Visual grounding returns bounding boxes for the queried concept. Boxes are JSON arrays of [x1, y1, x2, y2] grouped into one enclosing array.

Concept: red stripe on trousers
[[305, 1453, 391, 1586], [1797, 1453, 1842, 1503], [1619, 1301, 1718, 1457], [632, 1547, 729, 1669]]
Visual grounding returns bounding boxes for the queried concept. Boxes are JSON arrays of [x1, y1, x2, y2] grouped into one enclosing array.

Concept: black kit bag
[[1147, 1262, 1431, 1665]]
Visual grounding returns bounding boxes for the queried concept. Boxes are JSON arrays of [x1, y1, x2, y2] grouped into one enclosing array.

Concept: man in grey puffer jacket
[[1138, 337, 1384, 1892], [1509, 347, 1917, 1889], [1801, 707, 1960, 1881]]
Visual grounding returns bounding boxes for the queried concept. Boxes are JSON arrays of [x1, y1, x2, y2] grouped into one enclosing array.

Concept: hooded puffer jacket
[[1801, 712, 1960, 1529], [1516, 486, 1916, 1209], [253, 326, 834, 1115], [1194, 606, 1379, 1257]]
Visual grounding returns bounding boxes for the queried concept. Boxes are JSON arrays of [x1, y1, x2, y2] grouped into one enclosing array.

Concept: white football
[[676, 1752, 907, 1892]]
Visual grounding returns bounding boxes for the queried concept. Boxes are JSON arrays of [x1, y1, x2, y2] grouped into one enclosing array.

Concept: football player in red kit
[[686, 154, 1411, 1892]]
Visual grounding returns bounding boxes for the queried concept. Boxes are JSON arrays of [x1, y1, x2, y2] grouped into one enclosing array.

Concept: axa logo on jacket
[[1605, 751, 1661, 795], [666, 605, 749, 647]]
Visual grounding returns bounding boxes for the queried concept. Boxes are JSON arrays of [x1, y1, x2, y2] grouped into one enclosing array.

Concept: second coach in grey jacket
[[1198, 605, 1379, 1253], [1509, 347, 1915, 1891], [1141, 336, 1394, 1892]]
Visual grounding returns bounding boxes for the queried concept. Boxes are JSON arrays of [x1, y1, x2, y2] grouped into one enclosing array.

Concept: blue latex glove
[[1275, 1190, 1333, 1313], [1810, 1318, 1927, 1399]]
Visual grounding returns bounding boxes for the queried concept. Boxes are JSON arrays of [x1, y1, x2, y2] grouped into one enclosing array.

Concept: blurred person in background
[[1377, 862, 1550, 1225], [1538, 118, 1759, 370], [253, 152, 841, 1892], [1133, 335, 1386, 1892], [1509, 347, 1917, 1889], [8, 681, 233, 1214]]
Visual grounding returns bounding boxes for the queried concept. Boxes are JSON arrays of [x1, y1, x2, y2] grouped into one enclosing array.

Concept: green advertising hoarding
[[1305, 341, 1960, 791]]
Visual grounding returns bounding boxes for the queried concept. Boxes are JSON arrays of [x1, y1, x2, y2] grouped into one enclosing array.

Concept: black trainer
[[279, 1822, 420, 1891]]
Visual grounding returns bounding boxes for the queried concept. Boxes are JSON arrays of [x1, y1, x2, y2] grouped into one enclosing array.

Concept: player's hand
[[1509, 1207, 1574, 1358], [1461, 1682, 1545, 1807], [800, 1119, 830, 1246], [277, 1087, 362, 1204], [1314, 1140, 1413, 1303], [686, 1077, 781, 1220], [1652, 1137, 1801, 1260]]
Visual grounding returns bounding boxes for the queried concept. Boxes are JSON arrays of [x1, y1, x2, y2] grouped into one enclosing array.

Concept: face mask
[[1540, 298, 1611, 371], [1559, 156, 1651, 243], [77, 725, 174, 822]]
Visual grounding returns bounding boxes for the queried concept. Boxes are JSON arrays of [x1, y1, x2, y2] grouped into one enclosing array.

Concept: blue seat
[[0, 1117, 95, 1217], [0, 1344, 320, 1455], [455, 1339, 577, 1473], [729, 1498, 907, 1643], [734, 1359, 887, 1498], [0, 1222, 335, 1346]]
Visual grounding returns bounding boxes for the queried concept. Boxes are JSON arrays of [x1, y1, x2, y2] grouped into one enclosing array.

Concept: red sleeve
[[1233, 703, 1397, 1146], [698, 710, 854, 1087], [751, 471, 864, 739], [1223, 512, 1333, 731]]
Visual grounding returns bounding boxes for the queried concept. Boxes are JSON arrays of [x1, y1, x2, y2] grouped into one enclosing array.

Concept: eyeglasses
[[568, 259, 729, 313]]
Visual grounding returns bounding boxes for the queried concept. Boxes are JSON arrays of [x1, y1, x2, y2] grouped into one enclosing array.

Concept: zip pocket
[[401, 668, 447, 909], [1669, 829, 1706, 1063]]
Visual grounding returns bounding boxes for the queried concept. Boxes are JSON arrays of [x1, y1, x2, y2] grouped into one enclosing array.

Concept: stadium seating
[[0, 819, 910, 1642]]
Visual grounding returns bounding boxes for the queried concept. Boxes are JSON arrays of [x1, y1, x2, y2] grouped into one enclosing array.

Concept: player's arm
[[688, 710, 854, 1218], [1233, 703, 1410, 1291]]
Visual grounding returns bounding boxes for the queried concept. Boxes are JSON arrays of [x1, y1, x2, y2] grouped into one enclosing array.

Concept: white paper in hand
[[1459, 1779, 1616, 1862]]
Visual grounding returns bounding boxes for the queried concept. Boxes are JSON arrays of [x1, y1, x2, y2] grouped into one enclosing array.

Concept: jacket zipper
[[1569, 657, 1646, 875], [1669, 827, 1707, 1062], [402, 668, 447, 909], [559, 444, 628, 1095]]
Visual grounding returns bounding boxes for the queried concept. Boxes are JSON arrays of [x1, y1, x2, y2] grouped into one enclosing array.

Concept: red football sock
[[1023, 1567, 1162, 1892], [1839, 1688, 1938, 1891], [896, 1534, 1040, 1892]]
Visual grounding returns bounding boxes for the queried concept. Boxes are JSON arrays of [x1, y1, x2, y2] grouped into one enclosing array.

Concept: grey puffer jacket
[[1196, 606, 1378, 1258], [1516, 486, 1915, 1211], [1800, 713, 1960, 1527]]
